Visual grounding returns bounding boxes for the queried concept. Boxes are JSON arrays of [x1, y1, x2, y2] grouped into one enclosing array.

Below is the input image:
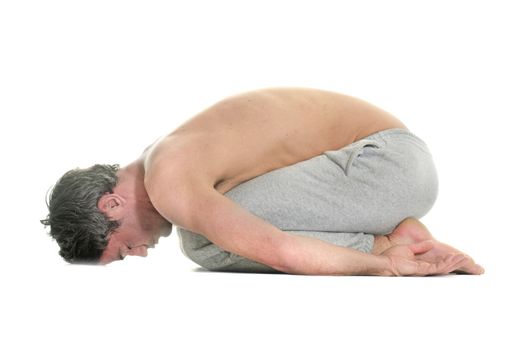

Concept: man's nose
[[127, 246, 148, 257]]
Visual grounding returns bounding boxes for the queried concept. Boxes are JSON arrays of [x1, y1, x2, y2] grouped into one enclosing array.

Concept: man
[[41, 87, 484, 276]]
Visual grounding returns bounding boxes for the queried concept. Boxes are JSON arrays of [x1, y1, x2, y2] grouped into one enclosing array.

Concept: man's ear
[[97, 193, 126, 220]]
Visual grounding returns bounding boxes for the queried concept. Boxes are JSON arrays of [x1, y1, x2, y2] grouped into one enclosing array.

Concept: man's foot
[[371, 217, 432, 255], [389, 217, 435, 245], [385, 217, 484, 275]]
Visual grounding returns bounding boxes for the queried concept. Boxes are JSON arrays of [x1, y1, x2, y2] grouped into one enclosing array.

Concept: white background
[[1, 1, 508, 349]]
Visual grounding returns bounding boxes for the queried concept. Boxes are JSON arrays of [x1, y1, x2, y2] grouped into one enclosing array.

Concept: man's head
[[41, 164, 120, 263], [41, 163, 172, 264]]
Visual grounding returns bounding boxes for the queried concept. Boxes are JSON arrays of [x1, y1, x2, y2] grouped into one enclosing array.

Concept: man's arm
[[195, 191, 391, 275], [152, 180, 395, 275], [147, 172, 469, 276]]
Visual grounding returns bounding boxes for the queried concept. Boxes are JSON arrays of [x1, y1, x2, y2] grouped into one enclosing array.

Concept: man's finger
[[409, 240, 434, 255], [432, 254, 467, 275]]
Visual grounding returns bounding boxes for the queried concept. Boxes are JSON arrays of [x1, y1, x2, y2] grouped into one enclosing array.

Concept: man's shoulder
[[143, 144, 216, 229]]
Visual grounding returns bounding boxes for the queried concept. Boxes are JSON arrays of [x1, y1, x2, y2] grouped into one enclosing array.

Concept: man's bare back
[[145, 87, 407, 194]]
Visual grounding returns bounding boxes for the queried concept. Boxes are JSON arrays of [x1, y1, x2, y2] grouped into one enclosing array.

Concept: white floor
[[3, 217, 508, 350]]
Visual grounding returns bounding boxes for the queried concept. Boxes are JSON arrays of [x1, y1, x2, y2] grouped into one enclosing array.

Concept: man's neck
[[117, 160, 148, 202]]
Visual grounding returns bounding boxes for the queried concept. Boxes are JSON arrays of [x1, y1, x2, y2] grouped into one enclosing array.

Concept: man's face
[[99, 223, 171, 264]]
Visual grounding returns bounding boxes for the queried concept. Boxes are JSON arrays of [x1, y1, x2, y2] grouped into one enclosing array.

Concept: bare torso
[[145, 87, 407, 194]]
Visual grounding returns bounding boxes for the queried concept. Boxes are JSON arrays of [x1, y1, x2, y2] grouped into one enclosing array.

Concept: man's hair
[[41, 164, 121, 263]]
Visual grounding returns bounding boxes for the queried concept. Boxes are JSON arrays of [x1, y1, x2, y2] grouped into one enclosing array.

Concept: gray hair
[[41, 164, 121, 263]]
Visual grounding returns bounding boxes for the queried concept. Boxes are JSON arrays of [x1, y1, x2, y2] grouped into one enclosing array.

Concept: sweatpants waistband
[[363, 128, 429, 150]]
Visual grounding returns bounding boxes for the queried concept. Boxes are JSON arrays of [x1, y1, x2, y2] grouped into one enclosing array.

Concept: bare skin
[[372, 218, 484, 275], [145, 87, 407, 195], [98, 87, 483, 275], [98, 162, 172, 264]]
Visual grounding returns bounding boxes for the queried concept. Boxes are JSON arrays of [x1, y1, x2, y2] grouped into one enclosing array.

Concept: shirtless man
[[41, 87, 484, 276]]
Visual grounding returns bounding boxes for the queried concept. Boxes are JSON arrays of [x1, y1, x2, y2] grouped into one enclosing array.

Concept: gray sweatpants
[[177, 128, 439, 272]]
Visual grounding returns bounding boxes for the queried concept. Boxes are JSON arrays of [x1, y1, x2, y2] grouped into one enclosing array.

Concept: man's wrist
[[368, 255, 395, 276]]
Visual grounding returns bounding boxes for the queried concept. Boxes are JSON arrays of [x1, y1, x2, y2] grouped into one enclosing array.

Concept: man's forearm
[[277, 234, 395, 276], [171, 188, 395, 276]]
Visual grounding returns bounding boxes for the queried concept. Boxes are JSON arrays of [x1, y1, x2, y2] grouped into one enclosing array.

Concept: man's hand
[[380, 241, 469, 276], [412, 240, 485, 275], [384, 217, 485, 275]]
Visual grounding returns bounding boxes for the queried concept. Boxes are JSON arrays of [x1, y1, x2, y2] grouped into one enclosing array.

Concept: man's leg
[[178, 128, 440, 272], [226, 129, 438, 232]]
